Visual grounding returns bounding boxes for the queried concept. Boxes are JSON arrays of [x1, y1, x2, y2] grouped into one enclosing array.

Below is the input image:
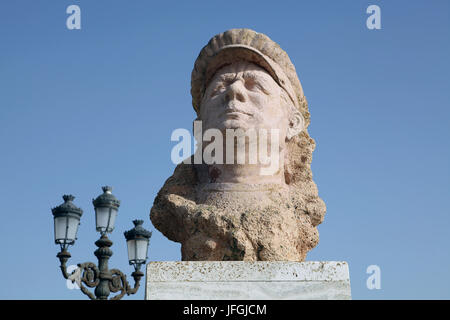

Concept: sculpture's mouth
[[222, 106, 253, 118], [224, 111, 250, 119]]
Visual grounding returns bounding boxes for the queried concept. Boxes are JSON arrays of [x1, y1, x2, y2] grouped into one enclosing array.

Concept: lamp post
[[51, 186, 152, 300]]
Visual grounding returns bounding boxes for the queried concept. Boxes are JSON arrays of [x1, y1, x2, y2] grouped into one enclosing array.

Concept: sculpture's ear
[[286, 109, 304, 140]]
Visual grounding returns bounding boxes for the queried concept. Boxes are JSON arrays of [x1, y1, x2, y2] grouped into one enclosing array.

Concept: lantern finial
[[63, 194, 75, 202]]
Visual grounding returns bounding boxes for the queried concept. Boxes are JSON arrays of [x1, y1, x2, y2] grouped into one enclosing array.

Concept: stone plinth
[[145, 261, 351, 300]]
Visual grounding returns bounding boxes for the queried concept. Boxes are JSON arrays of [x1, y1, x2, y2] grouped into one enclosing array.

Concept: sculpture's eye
[[244, 78, 257, 91], [244, 77, 266, 93], [210, 83, 226, 97]]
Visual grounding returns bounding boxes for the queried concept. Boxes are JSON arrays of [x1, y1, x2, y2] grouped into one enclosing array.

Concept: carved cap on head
[[191, 28, 310, 126]]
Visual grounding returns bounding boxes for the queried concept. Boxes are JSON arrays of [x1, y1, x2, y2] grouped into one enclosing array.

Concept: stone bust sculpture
[[150, 29, 326, 261]]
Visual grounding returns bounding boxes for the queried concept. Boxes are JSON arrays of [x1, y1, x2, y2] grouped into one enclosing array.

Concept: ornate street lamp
[[51, 186, 152, 300]]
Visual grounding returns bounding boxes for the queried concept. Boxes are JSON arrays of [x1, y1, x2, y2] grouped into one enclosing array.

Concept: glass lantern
[[92, 186, 120, 235], [124, 220, 152, 271], [52, 195, 83, 251]]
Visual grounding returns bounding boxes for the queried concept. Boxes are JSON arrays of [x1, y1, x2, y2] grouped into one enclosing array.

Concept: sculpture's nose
[[225, 80, 246, 103]]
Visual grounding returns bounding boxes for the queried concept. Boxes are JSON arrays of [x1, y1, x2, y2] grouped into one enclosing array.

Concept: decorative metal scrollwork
[[109, 269, 128, 300], [76, 262, 100, 300], [57, 240, 144, 300]]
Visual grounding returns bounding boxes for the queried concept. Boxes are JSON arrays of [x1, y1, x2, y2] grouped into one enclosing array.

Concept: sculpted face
[[200, 61, 289, 139]]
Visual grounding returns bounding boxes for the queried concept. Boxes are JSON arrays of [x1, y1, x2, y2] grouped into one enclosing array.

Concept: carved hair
[[281, 90, 326, 226]]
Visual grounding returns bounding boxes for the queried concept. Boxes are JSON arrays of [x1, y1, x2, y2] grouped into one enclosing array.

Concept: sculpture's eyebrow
[[216, 73, 236, 82], [242, 71, 272, 94], [243, 71, 271, 85]]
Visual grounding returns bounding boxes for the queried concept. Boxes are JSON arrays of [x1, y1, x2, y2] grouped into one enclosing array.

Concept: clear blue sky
[[0, 0, 449, 300]]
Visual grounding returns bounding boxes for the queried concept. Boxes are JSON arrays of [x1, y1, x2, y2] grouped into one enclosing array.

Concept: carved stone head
[[151, 29, 326, 261]]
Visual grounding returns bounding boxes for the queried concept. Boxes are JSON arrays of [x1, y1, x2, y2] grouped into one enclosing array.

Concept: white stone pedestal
[[145, 261, 351, 300]]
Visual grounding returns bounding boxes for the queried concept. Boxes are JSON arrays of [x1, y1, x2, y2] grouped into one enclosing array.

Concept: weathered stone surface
[[146, 261, 351, 300], [150, 29, 326, 261]]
